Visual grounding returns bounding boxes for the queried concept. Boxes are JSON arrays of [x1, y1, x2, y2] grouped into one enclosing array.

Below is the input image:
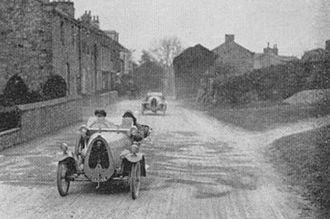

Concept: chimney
[[263, 42, 271, 54], [326, 40, 330, 51], [273, 44, 278, 55], [91, 15, 100, 29], [225, 34, 235, 43]]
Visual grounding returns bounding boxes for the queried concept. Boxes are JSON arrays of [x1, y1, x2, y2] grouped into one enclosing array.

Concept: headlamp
[[130, 127, 138, 136], [131, 143, 139, 154]]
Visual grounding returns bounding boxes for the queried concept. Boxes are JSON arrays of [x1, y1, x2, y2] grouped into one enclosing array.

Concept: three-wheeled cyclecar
[[56, 117, 150, 199]]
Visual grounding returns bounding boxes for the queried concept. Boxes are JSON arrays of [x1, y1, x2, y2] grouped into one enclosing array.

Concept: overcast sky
[[72, 0, 330, 60]]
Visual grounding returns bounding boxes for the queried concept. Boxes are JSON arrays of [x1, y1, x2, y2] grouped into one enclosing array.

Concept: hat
[[122, 110, 136, 125], [94, 109, 107, 117]]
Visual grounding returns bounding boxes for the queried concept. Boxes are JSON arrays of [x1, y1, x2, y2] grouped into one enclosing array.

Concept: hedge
[[214, 60, 330, 104]]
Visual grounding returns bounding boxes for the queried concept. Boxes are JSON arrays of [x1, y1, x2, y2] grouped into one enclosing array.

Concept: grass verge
[[268, 125, 330, 217], [186, 100, 330, 131]]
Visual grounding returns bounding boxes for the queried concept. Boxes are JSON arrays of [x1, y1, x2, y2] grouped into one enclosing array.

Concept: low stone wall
[[0, 128, 21, 151], [0, 96, 82, 151], [283, 89, 330, 105]]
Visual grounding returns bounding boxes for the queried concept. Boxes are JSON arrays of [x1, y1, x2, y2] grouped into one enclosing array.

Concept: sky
[[72, 0, 330, 60]]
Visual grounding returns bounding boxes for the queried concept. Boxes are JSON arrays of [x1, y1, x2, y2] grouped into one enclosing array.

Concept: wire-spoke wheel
[[129, 162, 141, 200], [57, 162, 70, 197]]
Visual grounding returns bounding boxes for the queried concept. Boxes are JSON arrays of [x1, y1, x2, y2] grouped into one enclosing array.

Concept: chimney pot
[[326, 40, 330, 51], [225, 34, 235, 43]]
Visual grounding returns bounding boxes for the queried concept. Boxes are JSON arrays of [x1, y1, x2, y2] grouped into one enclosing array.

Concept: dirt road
[[0, 100, 321, 219]]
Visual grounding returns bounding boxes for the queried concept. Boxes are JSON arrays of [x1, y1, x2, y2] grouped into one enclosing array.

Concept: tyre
[[129, 162, 141, 200], [57, 162, 70, 197]]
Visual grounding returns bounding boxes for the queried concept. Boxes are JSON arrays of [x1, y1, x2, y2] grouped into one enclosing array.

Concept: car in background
[[141, 92, 167, 115]]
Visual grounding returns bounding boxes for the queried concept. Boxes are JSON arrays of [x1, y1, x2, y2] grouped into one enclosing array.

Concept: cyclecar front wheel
[[57, 162, 70, 197], [129, 162, 141, 200]]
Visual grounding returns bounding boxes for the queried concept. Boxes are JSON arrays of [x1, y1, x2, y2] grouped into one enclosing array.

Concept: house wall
[[50, 10, 80, 96], [253, 54, 288, 69], [174, 44, 216, 98], [0, 0, 127, 97], [0, 0, 52, 94], [213, 43, 254, 76]]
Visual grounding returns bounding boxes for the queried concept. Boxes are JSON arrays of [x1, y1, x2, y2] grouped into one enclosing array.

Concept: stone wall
[[0, 97, 82, 151], [0, 128, 21, 151]]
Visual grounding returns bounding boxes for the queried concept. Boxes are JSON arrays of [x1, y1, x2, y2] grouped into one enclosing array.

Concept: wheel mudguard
[[121, 151, 146, 177], [125, 153, 143, 163], [58, 155, 77, 174]]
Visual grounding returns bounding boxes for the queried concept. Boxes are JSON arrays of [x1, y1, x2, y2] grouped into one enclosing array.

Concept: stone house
[[173, 44, 216, 98], [0, 0, 128, 97], [254, 43, 298, 69], [301, 40, 330, 63], [212, 35, 298, 76], [212, 34, 255, 77]]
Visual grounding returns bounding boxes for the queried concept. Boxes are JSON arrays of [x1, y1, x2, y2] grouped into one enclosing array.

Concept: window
[[102, 71, 109, 90], [82, 41, 87, 54], [110, 72, 116, 90], [71, 25, 75, 46], [107, 73, 111, 90], [66, 63, 70, 94], [60, 21, 65, 46]]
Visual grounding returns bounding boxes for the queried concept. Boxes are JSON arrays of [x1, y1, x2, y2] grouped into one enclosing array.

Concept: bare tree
[[150, 36, 183, 67], [149, 36, 184, 96]]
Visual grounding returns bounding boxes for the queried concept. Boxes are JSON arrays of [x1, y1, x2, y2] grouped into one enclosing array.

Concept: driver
[[87, 109, 117, 128]]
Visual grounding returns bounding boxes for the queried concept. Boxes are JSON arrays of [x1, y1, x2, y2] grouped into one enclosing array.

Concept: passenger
[[122, 110, 150, 142]]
